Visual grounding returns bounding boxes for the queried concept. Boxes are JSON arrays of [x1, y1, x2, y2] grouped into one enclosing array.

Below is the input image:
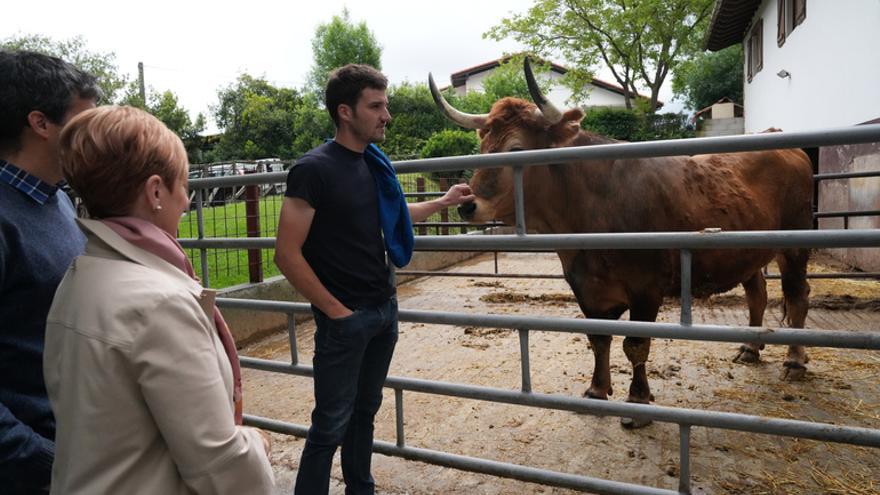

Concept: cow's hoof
[[733, 345, 760, 364], [579, 390, 609, 416], [584, 386, 612, 399], [781, 362, 807, 381], [621, 416, 652, 429]]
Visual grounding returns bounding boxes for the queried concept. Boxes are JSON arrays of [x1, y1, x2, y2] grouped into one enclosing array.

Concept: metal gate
[[182, 124, 880, 494]]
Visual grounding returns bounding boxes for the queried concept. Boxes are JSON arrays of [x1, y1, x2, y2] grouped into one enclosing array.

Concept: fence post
[[459, 178, 468, 234], [439, 178, 449, 235], [245, 171, 263, 283], [416, 177, 427, 236], [196, 188, 210, 288]]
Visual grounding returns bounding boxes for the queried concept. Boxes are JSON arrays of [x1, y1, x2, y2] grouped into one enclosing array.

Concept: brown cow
[[429, 59, 813, 428]]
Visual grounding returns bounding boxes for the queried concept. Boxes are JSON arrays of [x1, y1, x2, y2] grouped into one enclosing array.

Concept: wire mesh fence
[[182, 160, 289, 288]]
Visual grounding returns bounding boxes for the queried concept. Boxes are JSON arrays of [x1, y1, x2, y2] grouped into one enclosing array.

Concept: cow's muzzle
[[458, 201, 477, 221]]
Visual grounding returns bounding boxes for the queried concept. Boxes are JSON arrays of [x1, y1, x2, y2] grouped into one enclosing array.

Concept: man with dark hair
[[0, 50, 100, 494], [275, 64, 473, 494]]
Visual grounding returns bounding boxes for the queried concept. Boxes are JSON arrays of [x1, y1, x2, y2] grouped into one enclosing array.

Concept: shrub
[[582, 107, 694, 142], [420, 129, 480, 181], [582, 107, 641, 140]]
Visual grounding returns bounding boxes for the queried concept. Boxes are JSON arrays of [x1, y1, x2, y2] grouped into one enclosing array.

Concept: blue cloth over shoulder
[[364, 143, 414, 267]]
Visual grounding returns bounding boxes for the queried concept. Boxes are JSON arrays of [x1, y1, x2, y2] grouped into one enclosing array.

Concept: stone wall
[[697, 117, 745, 137], [818, 142, 880, 271]]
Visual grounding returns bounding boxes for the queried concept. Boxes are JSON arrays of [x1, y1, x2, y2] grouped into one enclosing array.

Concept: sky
[[6, 0, 681, 133]]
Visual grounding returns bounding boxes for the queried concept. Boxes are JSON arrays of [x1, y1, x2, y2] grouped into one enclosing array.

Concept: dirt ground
[[241, 252, 880, 495]]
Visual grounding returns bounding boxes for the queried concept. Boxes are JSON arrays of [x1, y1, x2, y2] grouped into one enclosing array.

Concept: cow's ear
[[549, 108, 584, 143]]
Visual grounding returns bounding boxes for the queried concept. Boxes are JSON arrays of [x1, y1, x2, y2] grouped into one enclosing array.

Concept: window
[[747, 18, 763, 82], [778, 0, 806, 46]]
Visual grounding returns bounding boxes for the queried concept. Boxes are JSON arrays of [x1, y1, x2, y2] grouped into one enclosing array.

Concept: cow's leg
[[583, 309, 629, 400], [776, 249, 811, 381], [620, 293, 662, 429], [733, 271, 768, 364], [558, 251, 627, 401], [585, 334, 613, 400]]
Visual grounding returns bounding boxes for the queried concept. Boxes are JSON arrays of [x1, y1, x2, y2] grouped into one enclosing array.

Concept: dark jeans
[[294, 297, 398, 495]]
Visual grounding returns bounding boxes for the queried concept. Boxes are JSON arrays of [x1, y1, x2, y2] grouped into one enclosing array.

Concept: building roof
[[449, 55, 657, 103], [704, 0, 763, 51]]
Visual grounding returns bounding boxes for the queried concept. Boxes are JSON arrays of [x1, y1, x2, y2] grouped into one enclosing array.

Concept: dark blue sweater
[[0, 173, 85, 492]]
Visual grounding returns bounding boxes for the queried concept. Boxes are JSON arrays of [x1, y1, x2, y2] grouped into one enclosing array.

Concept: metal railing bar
[[518, 329, 532, 393], [514, 166, 526, 235], [814, 210, 880, 219], [679, 425, 691, 494], [190, 171, 287, 188], [394, 388, 405, 448], [181, 229, 880, 251], [217, 298, 880, 350], [392, 124, 880, 174], [815, 170, 880, 181], [194, 189, 210, 288], [388, 270, 880, 281], [187, 126, 880, 183], [680, 250, 692, 326], [404, 192, 445, 198], [412, 230, 880, 250], [412, 222, 500, 228], [243, 414, 677, 495], [239, 359, 880, 448], [395, 271, 565, 279], [287, 314, 298, 365], [768, 272, 880, 279]]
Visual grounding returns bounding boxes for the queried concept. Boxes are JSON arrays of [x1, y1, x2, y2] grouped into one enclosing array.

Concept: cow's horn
[[524, 57, 563, 125], [428, 72, 488, 130]]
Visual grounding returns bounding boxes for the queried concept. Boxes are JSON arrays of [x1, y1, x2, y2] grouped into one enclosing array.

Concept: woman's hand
[[245, 427, 273, 456]]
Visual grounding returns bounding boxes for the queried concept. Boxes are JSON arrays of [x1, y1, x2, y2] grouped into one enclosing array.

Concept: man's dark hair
[[0, 50, 102, 154], [325, 64, 388, 127]]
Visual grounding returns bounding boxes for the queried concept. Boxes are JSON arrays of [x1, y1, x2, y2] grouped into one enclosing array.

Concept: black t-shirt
[[284, 141, 393, 308]]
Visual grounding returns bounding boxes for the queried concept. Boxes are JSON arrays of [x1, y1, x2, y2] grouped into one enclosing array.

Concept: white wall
[[454, 68, 629, 109], [745, 0, 880, 132]]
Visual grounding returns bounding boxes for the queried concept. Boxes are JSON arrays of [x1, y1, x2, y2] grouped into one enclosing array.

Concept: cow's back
[[543, 147, 813, 299]]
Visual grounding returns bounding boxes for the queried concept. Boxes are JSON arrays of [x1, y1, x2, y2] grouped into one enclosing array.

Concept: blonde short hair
[[60, 105, 188, 218]]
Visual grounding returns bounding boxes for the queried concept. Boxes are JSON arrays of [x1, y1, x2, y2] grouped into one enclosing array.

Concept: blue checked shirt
[[0, 159, 62, 205]]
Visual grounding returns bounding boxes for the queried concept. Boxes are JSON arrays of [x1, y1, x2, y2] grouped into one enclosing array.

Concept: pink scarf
[[102, 217, 243, 425]]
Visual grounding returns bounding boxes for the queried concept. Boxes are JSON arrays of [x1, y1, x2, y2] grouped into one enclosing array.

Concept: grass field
[[179, 194, 284, 288], [179, 175, 468, 288]]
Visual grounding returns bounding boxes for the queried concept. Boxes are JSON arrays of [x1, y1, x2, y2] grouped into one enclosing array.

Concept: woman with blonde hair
[[44, 105, 274, 494]]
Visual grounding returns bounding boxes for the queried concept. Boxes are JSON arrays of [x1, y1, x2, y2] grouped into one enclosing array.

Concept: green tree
[[211, 74, 301, 160], [481, 55, 553, 102], [1, 34, 128, 103], [383, 82, 457, 160], [290, 92, 334, 159], [151, 91, 206, 163], [486, 0, 714, 112], [120, 83, 206, 162], [308, 8, 383, 93], [672, 45, 744, 112]]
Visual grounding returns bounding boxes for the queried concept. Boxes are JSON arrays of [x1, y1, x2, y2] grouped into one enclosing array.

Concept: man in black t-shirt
[[275, 64, 473, 495]]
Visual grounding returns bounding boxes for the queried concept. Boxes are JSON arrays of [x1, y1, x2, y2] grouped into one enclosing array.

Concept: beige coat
[[44, 219, 274, 494]]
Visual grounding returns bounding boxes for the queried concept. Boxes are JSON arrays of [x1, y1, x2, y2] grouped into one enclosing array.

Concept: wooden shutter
[[777, 0, 786, 46], [754, 19, 763, 74], [747, 19, 763, 82], [794, 0, 806, 26], [747, 38, 753, 82]]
